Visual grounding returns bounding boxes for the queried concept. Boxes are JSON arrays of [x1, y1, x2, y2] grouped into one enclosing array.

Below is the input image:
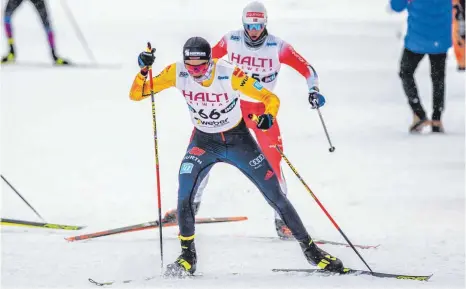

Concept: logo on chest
[[182, 90, 231, 107], [230, 52, 274, 73]]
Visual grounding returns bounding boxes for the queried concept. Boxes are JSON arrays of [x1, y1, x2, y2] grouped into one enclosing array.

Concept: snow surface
[[1, 0, 464, 288]]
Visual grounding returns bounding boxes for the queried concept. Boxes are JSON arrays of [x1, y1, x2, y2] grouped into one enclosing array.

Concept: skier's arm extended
[[129, 63, 177, 101], [278, 41, 319, 91]]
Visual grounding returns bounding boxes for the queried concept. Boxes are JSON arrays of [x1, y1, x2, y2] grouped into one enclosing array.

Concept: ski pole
[[146, 42, 164, 271], [1, 175, 46, 222], [60, 0, 96, 63], [248, 114, 373, 273], [315, 107, 335, 152]]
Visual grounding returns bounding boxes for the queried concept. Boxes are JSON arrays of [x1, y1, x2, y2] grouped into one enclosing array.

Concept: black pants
[[177, 120, 310, 242], [399, 48, 447, 121], [5, 0, 51, 29]]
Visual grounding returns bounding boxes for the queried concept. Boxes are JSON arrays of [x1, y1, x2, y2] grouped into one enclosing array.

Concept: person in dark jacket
[[390, 0, 452, 133], [1, 0, 69, 65]]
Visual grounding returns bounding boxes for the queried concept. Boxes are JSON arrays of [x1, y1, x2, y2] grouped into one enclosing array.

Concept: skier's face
[[244, 23, 265, 40], [185, 59, 210, 77]]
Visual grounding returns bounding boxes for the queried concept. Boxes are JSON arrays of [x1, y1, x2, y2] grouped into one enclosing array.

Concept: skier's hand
[[256, 114, 274, 130], [138, 48, 156, 74], [308, 87, 326, 109]]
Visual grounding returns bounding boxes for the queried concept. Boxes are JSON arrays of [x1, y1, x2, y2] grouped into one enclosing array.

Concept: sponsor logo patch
[[219, 39, 225, 47], [194, 117, 230, 127], [233, 67, 245, 78], [240, 75, 249, 87], [189, 147, 205, 156], [184, 155, 202, 165], [218, 75, 229, 80], [220, 99, 238, 114], [262, 72, 278, 83], [180, 163, 194, 174], [184, 50, 206, 57], [246, 12, 265, 18], [264, 170, 274, 180], [253, 81, 263, 90], [249, 154, 265, 168]]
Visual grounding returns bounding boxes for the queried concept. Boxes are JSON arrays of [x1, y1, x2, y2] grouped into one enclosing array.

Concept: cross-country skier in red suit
[[162, 1, 326, 239]]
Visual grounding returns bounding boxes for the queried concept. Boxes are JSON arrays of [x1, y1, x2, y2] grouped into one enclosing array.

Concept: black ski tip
[[88, 278, 100, 286], [67, 225, 86, 230], [88, 278, 113, 286]]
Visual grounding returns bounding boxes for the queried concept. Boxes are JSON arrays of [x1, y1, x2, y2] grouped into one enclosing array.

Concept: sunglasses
[[244, 23, 265, 31], [184, 61, 210, 74]]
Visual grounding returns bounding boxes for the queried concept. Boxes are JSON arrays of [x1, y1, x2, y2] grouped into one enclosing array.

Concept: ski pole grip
[[249, 113, 270, 133], [248, 113, 259, 123]]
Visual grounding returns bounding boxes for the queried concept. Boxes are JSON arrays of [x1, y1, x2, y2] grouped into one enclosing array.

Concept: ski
[[314, 239, 380, 249], [251, 236, 379, 249], [66, 221, 161, 242], [272, 268, 432, 281], [88, 273, 204, 286], [1, 61, 121, 70], [88, 276, 156, 286], [1, 218, 85, 230], [66, 216, 248, 242]]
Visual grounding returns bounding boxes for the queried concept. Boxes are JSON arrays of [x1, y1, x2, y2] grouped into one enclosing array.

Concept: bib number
[[245, 72, 261, 82], [244, 72, 278, 83], [197, 109, 221, 120]]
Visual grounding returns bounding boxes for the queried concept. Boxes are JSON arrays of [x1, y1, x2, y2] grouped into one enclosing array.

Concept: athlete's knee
[[4, 12, 12, 22], [431, 67, 445, 80], [261, 181, 289, 208], [399, 67, 414, 80], [177, 196, 193, 215], [178, 175, 198, 211], [178, 175, 197, 205], [273, 191, 290, 209]]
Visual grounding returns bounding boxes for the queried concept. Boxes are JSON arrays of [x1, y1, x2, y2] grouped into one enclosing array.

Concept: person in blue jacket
[[390, 0, 452, 133]]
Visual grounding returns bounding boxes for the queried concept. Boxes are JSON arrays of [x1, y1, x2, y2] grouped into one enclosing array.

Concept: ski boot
[[1, 47, 15, 64], [164, 235, 197, 277], [409, 114, 430, 133], [275, 218, 293, 240], [431, 120, 444, 133], [52, 49, 70, 65], [300, 238, 344, 272], [53, 55, 70, 65]]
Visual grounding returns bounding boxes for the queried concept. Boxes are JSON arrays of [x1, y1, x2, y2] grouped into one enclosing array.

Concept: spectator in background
[[390, 0, 452, 133], [453, 0, 465, 71], [1, 0, 69, 65]]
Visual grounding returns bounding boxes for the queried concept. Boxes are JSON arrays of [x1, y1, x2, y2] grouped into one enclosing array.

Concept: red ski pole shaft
[[248, 114, 373, 273], [147, 42, 164, 271]]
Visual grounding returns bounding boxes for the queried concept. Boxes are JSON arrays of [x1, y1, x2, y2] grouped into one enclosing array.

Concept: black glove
[[138, 48, 156, 69], [256, 114, 274, 130], [308, 87, 326, 109]]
